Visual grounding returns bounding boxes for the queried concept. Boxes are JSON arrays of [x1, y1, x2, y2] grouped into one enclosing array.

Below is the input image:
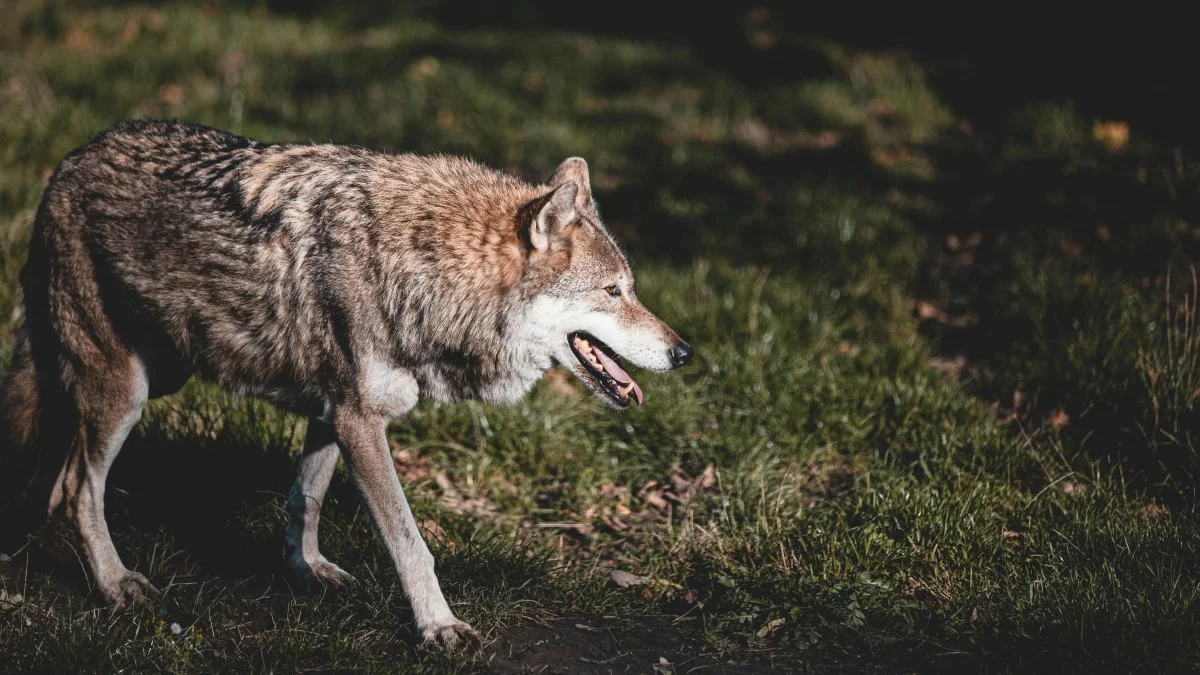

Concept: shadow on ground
[[490, 614, 812, 673]]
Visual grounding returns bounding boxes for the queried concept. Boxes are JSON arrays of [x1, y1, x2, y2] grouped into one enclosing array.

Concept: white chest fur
[[360, 357, 421, 418]]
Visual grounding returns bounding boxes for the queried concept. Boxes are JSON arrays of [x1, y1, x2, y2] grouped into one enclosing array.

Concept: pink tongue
[[593, 347, 644, 405]]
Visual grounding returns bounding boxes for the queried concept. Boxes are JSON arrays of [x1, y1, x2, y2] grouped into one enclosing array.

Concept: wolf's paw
[[420, 618, 483, 650], [308, 558, 357, 587], [287, 555, 357, 590], [101, 570, 160, 610]]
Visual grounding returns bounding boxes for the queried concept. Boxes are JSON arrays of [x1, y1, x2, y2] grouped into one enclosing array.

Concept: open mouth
[[569, 332, 644, 407]]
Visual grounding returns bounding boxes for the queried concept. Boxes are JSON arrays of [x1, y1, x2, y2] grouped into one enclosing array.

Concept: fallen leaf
[[1092, 120, 1129, 153], [599, 483, 629, 499], [391, 442, 433, 483], [669, 470, 691, 495], [1060, 481, 1085, 496], [644, 490, 670, 512], [419, 519, 446, 539], [1048, 409, 1070, 432], [434, 470, 498, 517], [916, 301, 950, 323], [0, 590, 23, 611], [599, 516, 630, 532], [756, 617, 786, 638], [610, 570, 650, 588], [420, 520, 455, 550], [434, 470, 456, 495], [536, 522, 594, 542]]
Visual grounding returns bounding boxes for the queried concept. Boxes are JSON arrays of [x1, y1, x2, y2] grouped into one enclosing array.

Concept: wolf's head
[[516, 157, 693, 408]]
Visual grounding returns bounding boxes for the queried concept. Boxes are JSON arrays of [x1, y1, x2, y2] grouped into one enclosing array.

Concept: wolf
[[0, 120, 692, 647]]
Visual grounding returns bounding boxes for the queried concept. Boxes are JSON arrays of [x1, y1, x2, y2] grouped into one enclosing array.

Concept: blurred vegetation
[[1, 1, 1199, 672]]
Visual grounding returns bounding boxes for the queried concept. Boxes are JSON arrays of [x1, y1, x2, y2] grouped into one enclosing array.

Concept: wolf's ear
[[531, 181, 578, 251], [549, 157, 592, 209]]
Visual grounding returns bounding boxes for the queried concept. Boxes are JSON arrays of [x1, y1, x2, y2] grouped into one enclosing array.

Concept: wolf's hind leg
[[0, 328, 44, 550], [284, 418, 356, 588], [54, 355, 156, 608]]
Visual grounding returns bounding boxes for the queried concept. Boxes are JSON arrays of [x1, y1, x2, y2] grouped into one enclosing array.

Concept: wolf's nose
[[668, 342, 694, 368]]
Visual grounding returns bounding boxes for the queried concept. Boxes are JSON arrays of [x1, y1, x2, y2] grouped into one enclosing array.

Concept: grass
[[2, 2, 1199, 672]]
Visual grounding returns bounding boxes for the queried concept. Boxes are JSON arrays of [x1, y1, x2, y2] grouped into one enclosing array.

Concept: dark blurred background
[[270, 1, 1197, 149]]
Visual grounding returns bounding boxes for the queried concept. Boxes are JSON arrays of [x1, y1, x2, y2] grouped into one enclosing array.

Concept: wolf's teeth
[[618, 382, 633, 397]]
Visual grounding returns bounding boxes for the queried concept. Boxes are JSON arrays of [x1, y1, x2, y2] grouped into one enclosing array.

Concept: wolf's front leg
[[284, 418, 356, 589], [332, 408, 480, 648]]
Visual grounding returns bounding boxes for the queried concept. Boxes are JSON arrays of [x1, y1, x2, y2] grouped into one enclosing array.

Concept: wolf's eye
[[605, 284, 622, 298]]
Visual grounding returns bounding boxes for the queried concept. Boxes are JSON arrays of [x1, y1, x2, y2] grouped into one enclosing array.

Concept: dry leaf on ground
[[610, 570, 651, 588]]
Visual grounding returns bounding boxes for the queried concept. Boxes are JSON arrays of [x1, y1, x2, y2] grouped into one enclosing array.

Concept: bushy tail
[[0, 326, 41, 550]]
